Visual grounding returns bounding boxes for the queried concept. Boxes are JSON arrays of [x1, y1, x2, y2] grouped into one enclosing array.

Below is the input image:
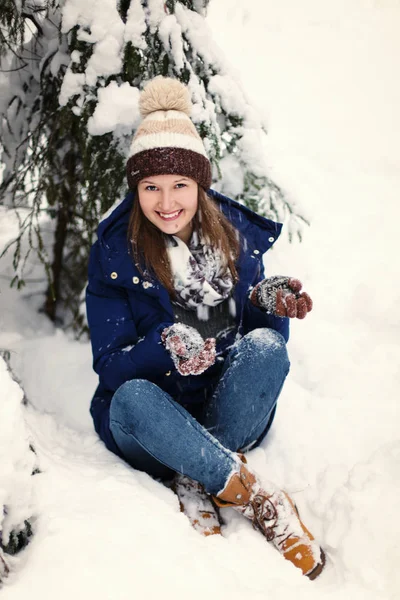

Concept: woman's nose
[[159, 191, 174, 212]]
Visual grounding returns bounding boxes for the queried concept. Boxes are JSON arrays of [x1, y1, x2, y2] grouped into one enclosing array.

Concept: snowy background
[[1, 0, 400, 598]]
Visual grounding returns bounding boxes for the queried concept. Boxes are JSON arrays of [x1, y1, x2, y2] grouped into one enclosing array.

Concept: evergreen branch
[[0, 61, 28, 72], [0, 35, 26, 62], [0, 274, 46, 283]]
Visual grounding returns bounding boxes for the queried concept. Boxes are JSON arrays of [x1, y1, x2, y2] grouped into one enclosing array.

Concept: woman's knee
[[110, 378, 162, 423], [240, 328, 290, 373]]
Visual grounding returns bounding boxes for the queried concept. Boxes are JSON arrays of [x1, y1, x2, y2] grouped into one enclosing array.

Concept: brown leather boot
[[214, 463, 325, 580], [173, 474, 222, 537]]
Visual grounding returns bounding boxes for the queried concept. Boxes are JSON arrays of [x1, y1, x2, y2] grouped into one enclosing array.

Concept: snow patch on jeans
[[246, 328, 284, 349]]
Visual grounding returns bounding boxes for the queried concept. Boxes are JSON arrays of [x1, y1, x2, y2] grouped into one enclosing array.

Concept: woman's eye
[[145, 185, 157, 191], [176, 183, 186, 189]]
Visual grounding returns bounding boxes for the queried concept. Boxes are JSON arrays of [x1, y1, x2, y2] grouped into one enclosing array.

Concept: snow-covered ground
[[1, 1, 400, 598]]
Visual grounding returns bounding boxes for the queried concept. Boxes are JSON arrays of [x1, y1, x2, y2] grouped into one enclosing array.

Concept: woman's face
[[137, 174, 198, 244]]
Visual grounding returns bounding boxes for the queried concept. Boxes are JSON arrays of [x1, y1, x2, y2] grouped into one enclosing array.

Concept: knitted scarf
[[166, 232, 234, 311]]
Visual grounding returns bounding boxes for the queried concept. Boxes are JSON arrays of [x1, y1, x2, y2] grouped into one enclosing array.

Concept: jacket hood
[[97, 189, 283, 255]]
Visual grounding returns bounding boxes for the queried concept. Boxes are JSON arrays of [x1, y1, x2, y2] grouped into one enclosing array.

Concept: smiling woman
[[137, 175, 198, 242], [85, 76, 323, 579], [129, 176, 240, 298]]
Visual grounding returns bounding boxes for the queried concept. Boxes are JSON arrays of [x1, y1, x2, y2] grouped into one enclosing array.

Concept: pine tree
[[1, 0, 306, 331], [0, 0, 88, 324]]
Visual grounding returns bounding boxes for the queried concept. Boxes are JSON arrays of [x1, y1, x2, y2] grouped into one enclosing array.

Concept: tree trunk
[[44, 202, 69, 321], [44, 151, 76, 322]]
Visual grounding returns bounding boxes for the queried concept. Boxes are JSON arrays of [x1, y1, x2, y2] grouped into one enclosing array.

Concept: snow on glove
[[250, 276, 313, 319], [161, 323, 216, 376]]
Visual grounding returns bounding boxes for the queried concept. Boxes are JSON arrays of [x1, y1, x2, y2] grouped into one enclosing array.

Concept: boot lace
[[249, 492, 294, 549], [250, 493, 278, 541]]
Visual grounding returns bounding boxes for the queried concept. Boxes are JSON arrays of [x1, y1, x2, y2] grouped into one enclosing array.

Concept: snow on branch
[[0, 356, 37, 566]]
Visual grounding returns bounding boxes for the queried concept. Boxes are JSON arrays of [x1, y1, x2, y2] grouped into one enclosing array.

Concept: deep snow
[[1, 1, 400, 598]]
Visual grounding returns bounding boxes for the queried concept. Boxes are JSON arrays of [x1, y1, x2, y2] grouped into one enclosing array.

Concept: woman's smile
[[156, 209, 183, 221]]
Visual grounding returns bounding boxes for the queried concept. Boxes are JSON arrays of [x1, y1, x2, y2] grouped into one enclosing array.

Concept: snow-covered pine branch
[[0, 355, 37, 583]]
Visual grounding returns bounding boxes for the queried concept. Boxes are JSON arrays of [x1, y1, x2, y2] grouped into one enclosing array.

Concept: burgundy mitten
[[161, 323, 216, 376], [250, 276, 313, 319]]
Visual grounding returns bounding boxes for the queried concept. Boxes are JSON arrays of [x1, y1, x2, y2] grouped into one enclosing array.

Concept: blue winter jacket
[[86, 189, 289, 456]]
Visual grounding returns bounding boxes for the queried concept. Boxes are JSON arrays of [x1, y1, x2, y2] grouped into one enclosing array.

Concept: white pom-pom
[[139, 76, 192, 117]]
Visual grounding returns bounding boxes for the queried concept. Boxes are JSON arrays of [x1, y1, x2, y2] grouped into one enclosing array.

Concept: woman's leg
[[203, 328, 290, 452], [109, 379, 240, 494]]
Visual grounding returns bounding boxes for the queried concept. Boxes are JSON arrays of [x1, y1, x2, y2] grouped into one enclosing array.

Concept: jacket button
[[253, 249, 260, 255], [268, 236, 274, 243], [110, 272, 118, 279], [165, 371, 171, 376], [143, 281, 150, 289], [132, 276, 139, 284]]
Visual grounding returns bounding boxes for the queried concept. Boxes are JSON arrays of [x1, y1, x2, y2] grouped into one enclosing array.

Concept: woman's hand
[[161, 323, 216, 376], [250, 276, 313, 319]]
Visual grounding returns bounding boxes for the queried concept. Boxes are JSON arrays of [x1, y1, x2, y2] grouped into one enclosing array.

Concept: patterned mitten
[[161, 323, 216, 376], [250, 276, 313, 319]]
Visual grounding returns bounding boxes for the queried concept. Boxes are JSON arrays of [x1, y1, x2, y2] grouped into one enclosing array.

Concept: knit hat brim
[[127, 147, 211, 190]]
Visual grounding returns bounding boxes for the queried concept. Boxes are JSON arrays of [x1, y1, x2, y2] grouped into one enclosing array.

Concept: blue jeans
[[109, 329, 290, 495]]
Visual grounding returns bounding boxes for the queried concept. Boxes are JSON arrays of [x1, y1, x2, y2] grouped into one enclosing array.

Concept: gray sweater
[[172, 299, 237, 344]]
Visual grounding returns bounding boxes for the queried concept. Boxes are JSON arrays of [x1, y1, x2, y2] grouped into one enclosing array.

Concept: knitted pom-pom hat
[[126, 77, 211, 190]]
